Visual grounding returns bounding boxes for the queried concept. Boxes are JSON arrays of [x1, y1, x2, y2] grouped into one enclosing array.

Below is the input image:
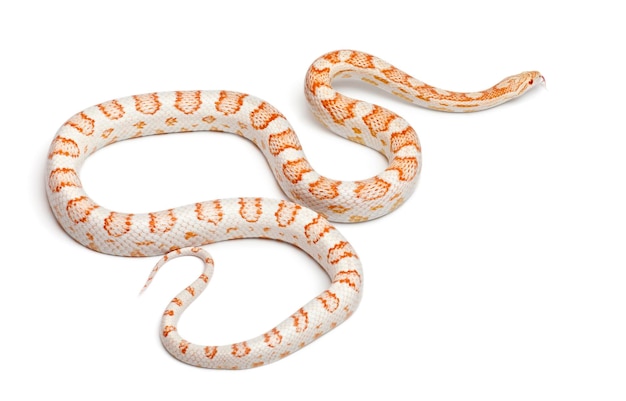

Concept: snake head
[[499, 71, 544, 97], [521, 71, 545, 93]]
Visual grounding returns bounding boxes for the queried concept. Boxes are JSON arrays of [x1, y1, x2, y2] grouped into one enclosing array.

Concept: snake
[[45, 49, 542, 369]]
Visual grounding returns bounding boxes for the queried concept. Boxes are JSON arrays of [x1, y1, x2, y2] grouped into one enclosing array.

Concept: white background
[[2, 1, 625, 400]]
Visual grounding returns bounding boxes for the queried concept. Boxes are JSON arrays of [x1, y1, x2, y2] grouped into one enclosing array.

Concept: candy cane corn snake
[[46, 49, 542, 369]]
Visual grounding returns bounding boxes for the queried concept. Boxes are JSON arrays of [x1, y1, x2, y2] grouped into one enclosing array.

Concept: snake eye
[[528, 79, 534, 85]]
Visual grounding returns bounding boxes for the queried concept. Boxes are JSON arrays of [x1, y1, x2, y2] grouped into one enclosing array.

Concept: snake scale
[[46, 50, 542, 369]]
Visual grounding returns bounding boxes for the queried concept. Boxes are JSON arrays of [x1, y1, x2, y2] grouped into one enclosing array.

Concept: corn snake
[[46, 49, 542, 369]]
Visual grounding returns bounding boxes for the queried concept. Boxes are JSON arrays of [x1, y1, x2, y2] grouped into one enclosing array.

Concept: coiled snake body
[[46, 50, 542, 369]]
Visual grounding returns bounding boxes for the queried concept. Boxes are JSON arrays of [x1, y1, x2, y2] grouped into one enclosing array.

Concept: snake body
[[46, 50, 542, 369]]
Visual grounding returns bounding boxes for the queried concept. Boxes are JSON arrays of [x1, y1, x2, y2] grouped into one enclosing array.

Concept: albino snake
[[46, 50, 542, 369]]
